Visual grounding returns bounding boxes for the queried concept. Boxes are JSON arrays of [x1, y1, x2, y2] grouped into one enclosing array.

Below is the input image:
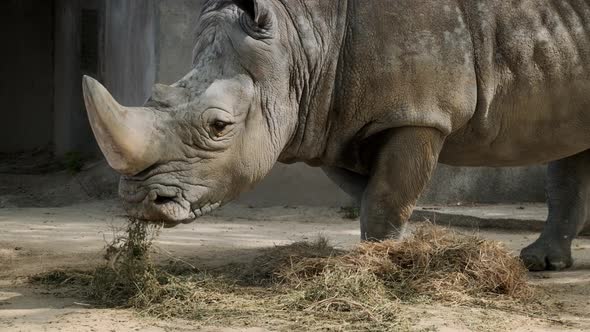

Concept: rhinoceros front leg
[[321, 166, 368, 204], [360, 127, 445, 240], [520, 150, 590, 271]]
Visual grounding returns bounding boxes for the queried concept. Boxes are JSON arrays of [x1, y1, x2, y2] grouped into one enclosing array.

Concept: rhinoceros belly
[[440, 0, 590, 167]]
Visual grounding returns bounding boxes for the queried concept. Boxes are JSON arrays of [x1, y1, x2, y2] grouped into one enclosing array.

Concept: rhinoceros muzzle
[[123, 188, 221, 227], [116, 176, 219, 225]]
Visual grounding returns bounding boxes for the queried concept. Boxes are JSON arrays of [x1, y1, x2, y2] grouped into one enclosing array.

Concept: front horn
[[82, 76, 163, 176]]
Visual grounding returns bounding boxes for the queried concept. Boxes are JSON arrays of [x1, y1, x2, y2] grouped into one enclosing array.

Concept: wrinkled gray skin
[[83, 0, 590, 271]]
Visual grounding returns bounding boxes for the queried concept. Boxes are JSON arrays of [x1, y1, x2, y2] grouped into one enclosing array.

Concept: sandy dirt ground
[[1, 200, 590, 331]]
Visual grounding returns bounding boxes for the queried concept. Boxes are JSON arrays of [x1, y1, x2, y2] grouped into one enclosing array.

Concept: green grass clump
[[62, 151, 85, 174], [339, 206, 361, 219]]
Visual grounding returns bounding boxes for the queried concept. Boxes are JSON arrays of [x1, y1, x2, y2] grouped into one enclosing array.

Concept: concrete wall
[[238, 164, 547, 207], [103, 0, 157, 106], [1, 0, 157, 156], [421, 165, 546, 204], [156, 0, 203, 85], [53, 0, 90, 156], [53, 0, 158, 156], [0, 1, 54, 153]]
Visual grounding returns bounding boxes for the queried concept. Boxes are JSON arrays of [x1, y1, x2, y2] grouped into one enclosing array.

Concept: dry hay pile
[[279, 225, 533, 307], [32, 221, 536, 331]]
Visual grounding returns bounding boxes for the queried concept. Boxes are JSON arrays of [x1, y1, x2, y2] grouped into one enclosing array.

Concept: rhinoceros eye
[[211, 120, 232, 137]]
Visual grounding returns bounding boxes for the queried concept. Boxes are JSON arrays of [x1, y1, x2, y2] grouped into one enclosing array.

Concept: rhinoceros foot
[[520, 238, 573, 271]]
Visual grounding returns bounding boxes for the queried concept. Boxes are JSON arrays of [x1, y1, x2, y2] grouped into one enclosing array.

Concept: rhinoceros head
[[83, 0, 297, 226]]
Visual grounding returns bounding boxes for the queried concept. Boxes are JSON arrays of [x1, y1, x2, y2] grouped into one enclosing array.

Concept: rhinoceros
[[82, 0, 590, 271]]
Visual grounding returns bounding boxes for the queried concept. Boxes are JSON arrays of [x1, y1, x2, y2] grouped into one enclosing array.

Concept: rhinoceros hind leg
[[520, 150, 590, 271], [359, 127, 445, 241]]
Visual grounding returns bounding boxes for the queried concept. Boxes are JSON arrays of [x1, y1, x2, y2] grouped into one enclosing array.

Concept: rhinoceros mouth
[[122, 187, 221, 227]]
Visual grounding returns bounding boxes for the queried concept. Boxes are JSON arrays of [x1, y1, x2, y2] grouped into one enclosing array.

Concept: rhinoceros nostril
[[147, 190, 177, 205], [153, 194, 175, 205]]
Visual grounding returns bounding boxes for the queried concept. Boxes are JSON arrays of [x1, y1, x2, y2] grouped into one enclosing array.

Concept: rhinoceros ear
[[234, 0, 273, 32]]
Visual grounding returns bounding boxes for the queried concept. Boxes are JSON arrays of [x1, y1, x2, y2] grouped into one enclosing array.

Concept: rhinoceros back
[[441, 0, 590, 166]]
